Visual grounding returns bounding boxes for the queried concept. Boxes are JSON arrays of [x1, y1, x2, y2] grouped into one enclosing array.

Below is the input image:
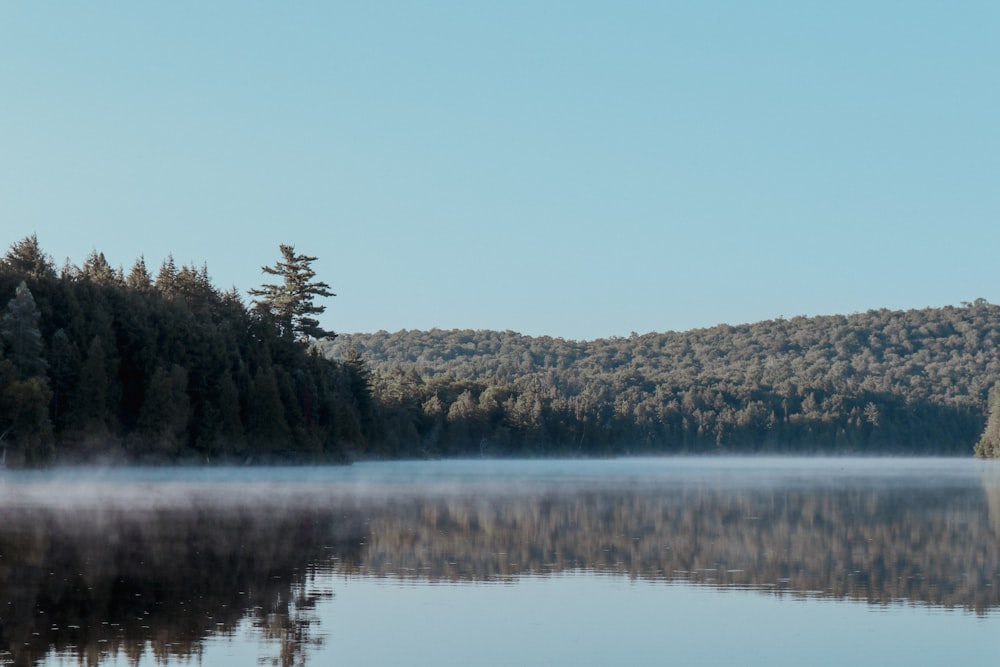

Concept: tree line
[[4, 233, 1000, 465], [322, 301, 1000, 457], [0, 236, 374, 466]]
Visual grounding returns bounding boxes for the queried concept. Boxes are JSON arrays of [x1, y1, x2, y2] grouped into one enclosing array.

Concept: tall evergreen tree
[[174, 262, 219, 311], [249, 245, 335, 342], [343, 345, 376, 439], [195, 371, 244, 454], [136, 364, 191, 456], [126, 256, 153, 291], [0, 371, 55, 465], [1, 234, 57, 280], [80, 250, 122, 285], [2, 281, 47, 379], [155, 255, 179, 296], [69, 336, 110, 434], [0, 282, 53, 465], [49, 328, 80, 429], [975, 383, 1000, 458], [247, 366, 290, 452]]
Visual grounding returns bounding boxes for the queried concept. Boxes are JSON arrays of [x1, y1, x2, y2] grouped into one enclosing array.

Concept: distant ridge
[[320, 302, 1000, 456]]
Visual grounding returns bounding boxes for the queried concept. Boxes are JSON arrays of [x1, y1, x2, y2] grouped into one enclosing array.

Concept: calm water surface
[[2, 457, 1000, 666]]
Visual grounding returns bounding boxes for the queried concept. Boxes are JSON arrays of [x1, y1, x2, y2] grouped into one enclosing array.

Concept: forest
[[322, 304, 1000, 458], [0, 236, 374, 466], [2, 233, 1000, 466]]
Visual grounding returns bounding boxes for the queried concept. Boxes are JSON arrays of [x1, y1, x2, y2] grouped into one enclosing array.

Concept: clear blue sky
[[2, 2, 997, 340]]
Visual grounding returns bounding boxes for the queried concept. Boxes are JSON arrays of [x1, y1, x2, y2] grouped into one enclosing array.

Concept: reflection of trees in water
[[252, 580, 329, 667], [0, 505, 365, 667], [982, 469, 1000, 538], [2, 480, 1000, 665], [360, 484, 1000, 613]]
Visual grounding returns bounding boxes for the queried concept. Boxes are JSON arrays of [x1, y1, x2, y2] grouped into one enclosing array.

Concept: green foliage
[[975, 384, 1000, 458], [2, 281, 47, 379], [135, 364, 191, 456], [246, 367, 290, 453], [126, 256, 153, 291], [0, 363, 55, 465], [3, 232, 998, 465], [48, 328, 79, 429], [0, 235, 369, 466], [325, 305, 1000, 457], [69, 336, 111, 435], [80, 250, 122, 285], [249, 244, 335, 342], [0, 234, 56, 281]]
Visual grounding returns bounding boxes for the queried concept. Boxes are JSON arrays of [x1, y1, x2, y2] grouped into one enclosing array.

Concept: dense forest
[[323, 302, 1000, 458], [0, 236, 375, 466], [2, 233, 1000, 466]]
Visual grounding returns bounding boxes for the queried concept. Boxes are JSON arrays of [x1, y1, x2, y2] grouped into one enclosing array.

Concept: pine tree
[[0, 371, 55, 466], [249, 245, 335, 342], [174, 262, 219, 311], [975, 383, 1000, 458], [2, 281, 47, 379], [155, 255, 178, 296], [343, 345, 376, 438], [247, 366, 290, 453], [49, 328, 80, 429], [80, 251, 122, 285], [136, 364, 190, 455], [0, 279, 53, 465], [69, 336, 110, 434], [1, 234, 56, 280], [126, 256, 153, 291]]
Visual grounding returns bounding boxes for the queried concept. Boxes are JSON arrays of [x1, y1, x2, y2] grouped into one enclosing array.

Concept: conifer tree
[[69, 336, 110, 434], [80, 250, 122, 285], [247, 366, 290, 452], [126, 256, 153, 291], [49, 328, 79, 429], [2, 281, 47, 379], [0, 372, 55, 465], [249, 245, 335, 342], [1, 234, 56, 280], [343, 345, 376, 434], [137, 364, 190, 455], [975, 384, 1000, 458], [156, 255, 178, 296], [174, 262, 218, 311]]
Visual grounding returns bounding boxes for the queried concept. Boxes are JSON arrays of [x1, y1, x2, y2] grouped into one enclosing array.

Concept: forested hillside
[[0, 236, 373, 466], [324, 303, 1000, 457]]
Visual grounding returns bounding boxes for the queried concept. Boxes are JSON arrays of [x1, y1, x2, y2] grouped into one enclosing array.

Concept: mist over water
[[4, 456, 992, 508], [3, 457, 1000, 666]]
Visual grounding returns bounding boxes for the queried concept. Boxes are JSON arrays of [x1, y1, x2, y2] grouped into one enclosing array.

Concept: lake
[[2, 457, 1000, 666]]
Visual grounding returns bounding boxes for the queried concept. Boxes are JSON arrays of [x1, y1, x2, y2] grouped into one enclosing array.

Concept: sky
[[1, 2, 997, 341]]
